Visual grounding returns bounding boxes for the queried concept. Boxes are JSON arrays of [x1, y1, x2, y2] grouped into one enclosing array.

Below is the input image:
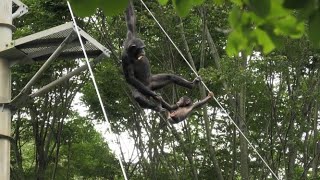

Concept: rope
[[67, 2, 128, 180], [139, 1, 280, 179]]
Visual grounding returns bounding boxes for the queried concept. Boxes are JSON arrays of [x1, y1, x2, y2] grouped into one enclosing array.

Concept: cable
[[139, 1, 280, 179], [67, 2, 128, 180]]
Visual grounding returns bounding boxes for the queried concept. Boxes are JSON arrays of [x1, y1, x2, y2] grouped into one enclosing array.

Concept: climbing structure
[[0, 1, 110, 179]]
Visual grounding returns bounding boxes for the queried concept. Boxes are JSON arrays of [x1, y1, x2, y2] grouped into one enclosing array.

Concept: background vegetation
[[9, 0, 320, 179]]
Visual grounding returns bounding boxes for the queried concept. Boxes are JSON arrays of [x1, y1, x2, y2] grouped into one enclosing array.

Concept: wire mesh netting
[[0, 22, 106, 63]]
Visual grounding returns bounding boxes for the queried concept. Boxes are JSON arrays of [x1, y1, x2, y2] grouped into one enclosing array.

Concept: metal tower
[[0, 1, 110, 179]]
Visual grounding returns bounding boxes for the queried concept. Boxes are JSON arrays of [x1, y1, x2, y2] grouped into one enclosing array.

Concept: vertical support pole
[[0, 0, 12, 180]]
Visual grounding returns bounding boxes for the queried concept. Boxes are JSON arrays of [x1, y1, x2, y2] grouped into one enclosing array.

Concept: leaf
[[228, 6, 241, 29], [100, 0, 129, 16], [248, 0, 271, 18], [283, 0, 310, 9], [249, 12, 265, 26], [308, 11, 320, 47], [253, 28, 275, 54], [173, 0, 193, 17], [69, 0, 99, 17], [226, 31, 248, 56], [299, 0, 317, 18], [231, 0, 243, 6], [212, 0, 224, 5], [264, 28, 284, 48], [158, 0, 169, 5], [193, 0, 205, 5], [274, 16, 304, 38], [294, 21, 305, 38], [268, 0, 290, 18]]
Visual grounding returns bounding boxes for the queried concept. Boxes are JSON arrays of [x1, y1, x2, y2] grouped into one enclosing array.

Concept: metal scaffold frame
[[0, 1, 111, 179]]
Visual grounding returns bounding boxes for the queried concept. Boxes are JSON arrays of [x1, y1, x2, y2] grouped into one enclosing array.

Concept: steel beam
[[11, 32, 76, 104], [0, 1, 12, 179], [30, 53, 106, 98]]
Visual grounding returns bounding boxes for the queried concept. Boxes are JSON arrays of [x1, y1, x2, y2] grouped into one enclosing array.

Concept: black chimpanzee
[[121, 0, 200, 112]]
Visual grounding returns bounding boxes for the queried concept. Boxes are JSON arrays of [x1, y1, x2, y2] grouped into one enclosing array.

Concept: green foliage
[[173, 0, 193, 17], [16, 115, 121, 179], [213, 0, 225, 5], [253, 28, 275, 54], [68, 0, 320, 56], [11, 0, 320, 179], [283, 0, 310, 9], [81, 59, 136, 132], [69, 0, 129, 16], [14, 0, 70, 36], [199, 67, 224, 97], [226, 0, 305, 56], [309, 11, 320, 47], [60, 117, 121, 179], [158, 0, 169, 5], [249, 0, 271, 18], [69, 0, 99, 17]]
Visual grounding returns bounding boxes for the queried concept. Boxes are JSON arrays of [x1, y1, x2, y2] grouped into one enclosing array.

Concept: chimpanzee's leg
[[132, 88, 165, 111], [150, 73, 198, 91]]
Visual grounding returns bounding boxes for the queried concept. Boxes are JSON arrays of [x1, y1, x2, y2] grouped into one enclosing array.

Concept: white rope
[[67, 2, 128, 180], [139, 1, 280, 179]]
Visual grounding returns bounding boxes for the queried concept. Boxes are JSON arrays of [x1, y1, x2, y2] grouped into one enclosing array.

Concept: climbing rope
[[67, 2, 128, 180], [139, 0, 280, 179]]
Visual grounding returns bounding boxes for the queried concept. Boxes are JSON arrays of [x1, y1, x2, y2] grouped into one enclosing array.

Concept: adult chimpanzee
[[167, 92, 214, 124], [121, 1, 200, 112]]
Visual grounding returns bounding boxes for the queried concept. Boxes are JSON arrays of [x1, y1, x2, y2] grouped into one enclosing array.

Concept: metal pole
[[0, 0, 12, 180], [29, 53, 106, 98], [11, 32, 75, 104]]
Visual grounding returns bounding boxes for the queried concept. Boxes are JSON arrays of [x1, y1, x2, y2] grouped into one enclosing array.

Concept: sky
[[72, 93, 138, 162]]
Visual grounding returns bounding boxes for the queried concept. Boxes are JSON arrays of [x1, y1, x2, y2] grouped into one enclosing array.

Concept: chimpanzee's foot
[[192, 76, 202, 86]]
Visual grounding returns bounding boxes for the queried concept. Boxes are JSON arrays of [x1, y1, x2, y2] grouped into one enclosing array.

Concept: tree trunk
[[12, 111, 25, 180], [178, 19, 196, 70], [287, 143, 297, 179], [169, 125, 199, 180], [198, 10, 224, 179], [238, 55, 249, 180], [312, 101, 319, 178], [51, 120, 63, 180]]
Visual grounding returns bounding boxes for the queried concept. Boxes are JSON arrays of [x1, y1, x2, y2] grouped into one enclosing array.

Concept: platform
[[0, 22, 110, 66]]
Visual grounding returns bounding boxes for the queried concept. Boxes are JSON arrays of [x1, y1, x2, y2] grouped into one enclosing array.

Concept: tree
[[69, 0, 320, 56], [10, 0, 320, 179], [59, 116, 121, 179]]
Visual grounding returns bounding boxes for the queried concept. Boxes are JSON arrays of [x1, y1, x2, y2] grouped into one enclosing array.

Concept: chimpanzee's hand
[[193, 76, 202, 84], [154, 94, 163, 102], [208, 91, 214, 97], [155, 105, 166, 112]]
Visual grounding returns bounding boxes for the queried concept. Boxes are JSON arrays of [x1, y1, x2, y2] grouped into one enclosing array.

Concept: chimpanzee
[[122, 1, 200, 111], [167, 92, 214, 124]]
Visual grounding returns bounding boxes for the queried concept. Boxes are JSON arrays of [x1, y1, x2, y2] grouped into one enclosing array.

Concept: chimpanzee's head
[[176, 96, 193, 107], [127, 38, 145, 60]]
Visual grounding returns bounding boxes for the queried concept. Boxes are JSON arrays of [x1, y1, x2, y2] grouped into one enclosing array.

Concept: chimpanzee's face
[[177, 96, 192, 107], [135, 47, 145, 60], [128, 38, 145, 60]]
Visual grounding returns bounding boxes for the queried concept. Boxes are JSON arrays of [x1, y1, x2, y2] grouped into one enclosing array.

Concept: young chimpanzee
[[167, 92, 214, 124], [122, 1, 200, 112]]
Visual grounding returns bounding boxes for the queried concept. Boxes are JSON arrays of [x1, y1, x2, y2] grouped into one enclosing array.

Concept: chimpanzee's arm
[[125, 0, 135, 35], [161, 99, 179, 111], [192, 95, 212, 109], [122, 57, 158, 98]]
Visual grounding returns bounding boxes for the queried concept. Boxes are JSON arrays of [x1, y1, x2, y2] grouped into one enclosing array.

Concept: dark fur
[[176, 96, 193, 107], [122, 1, 200, 111]]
